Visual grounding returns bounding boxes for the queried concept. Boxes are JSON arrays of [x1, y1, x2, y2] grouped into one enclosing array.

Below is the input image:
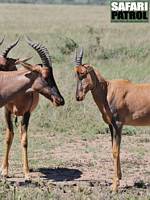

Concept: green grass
[[0, 4, 150, 200]]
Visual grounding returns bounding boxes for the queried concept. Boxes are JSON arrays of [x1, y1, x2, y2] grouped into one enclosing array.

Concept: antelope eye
[[80, 72, 86, 77], [78, 73, 86, 80]]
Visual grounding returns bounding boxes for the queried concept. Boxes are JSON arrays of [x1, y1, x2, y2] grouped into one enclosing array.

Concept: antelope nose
[[76, 96, 80, 101], [60, 97, 65, 105]]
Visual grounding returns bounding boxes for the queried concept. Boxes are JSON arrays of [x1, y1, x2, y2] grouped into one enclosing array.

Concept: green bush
[[57, 37, 78, 55]]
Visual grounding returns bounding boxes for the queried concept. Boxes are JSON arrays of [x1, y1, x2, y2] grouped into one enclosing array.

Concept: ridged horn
[[74, 49, 77, 65], [2, 37, 20, 58], [74, 48, 83, 66], [0, 36, 5, 46], [26, 36, 52, 68]]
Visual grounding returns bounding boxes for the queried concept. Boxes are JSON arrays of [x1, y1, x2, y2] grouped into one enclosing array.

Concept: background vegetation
[[0, 4, 149, 199]]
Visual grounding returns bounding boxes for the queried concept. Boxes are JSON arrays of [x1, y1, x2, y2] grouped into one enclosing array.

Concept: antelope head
[[74, 48, 96, 101], [24, 37, 65, 106]]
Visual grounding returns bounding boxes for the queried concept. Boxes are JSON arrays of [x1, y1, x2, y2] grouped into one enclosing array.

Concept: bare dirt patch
[[1, 133, 149, 199]]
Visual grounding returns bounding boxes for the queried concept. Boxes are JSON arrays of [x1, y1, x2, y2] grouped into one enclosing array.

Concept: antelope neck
[[89, 70, 112, 124], [89, 70, 97, 92], [90, 70, 107, 95]]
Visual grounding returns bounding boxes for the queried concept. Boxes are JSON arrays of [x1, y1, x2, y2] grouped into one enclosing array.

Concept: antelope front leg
[[109, 123, 122, 192], [112, 137, 121, 192], [20, 112, 30, 181], [1, 108, 14, 178]]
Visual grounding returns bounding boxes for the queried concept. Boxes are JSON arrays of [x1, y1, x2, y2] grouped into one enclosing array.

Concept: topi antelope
[[74, 48, 150, 192], [0, 38, 65, 180]]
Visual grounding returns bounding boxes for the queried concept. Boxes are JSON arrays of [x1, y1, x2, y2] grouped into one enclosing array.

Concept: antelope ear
[[86, 66, 93, 73], [20, 61, 42, 73], [74, 66, 78, 73], [15, 56, 32, 65]]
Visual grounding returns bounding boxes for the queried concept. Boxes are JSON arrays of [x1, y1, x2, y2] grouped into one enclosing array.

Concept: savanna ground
[[0, 4, 150, 199]]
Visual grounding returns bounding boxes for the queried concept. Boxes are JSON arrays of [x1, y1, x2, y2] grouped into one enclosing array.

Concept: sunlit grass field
[[0, 4, 150, 135], [0, 4, 150, 199]]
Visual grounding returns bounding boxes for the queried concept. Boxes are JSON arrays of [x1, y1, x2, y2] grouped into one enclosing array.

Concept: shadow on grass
[[38, 167, 82, 182]]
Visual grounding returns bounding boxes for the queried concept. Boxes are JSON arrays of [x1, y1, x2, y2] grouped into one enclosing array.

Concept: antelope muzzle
[[76, 81, 85, 101], [76, 92, 85, 101], [50, 87, 65, 106]]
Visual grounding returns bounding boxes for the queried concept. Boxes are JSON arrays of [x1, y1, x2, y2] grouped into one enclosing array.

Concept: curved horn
[[2, 37, 20, 58], [74, 48, 83, 66], [0, 36, 5, 46], [26, 36, 52, 68], [74, 49, 78, 65]]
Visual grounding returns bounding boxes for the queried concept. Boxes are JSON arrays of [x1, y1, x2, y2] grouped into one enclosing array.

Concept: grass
[[0, 3, 150, 200]]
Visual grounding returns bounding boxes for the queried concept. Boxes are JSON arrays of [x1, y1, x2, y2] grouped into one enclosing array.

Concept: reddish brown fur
[[0, 63, 64, 180], [5, 92, 39, 116], [75, 64, 150, 191], [0, 38, 64, 180]]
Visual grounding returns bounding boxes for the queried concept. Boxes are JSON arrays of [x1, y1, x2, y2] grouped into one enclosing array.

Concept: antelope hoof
[[112, 184, 118, 192], [24, 174, 31, 183], [112, 178, 120, 192], [0, 168, 8, 178]]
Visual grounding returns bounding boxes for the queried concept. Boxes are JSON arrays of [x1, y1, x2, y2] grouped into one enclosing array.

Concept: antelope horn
[[26, 36, 52, 68], [74, 49, 78, 65], [2, 37, 20, 58], [74, 48, 83, 66], [0, 36, 5, 46]]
